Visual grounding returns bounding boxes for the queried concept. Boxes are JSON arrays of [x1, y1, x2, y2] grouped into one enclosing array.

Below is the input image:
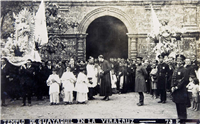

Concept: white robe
[[46, 74, 60, 94], [110, 73, 117, 88], [61, 72, 76, 92], [86, 64, 98, 88], [75, 72, 89, 93]]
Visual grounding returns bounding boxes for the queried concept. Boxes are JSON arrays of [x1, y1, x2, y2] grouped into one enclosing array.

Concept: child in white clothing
[[150, 60, 158, 99], [61, 66, 76, 104], [187, 77, 199, 111], [110, 69, 117, 94], [75, 67, 89, 104], [46, 68, 61, 105]]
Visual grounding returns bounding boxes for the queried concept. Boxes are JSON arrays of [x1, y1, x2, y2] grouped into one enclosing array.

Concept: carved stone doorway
[[78, 7, 136, 60], [86, 16, 128, 59]]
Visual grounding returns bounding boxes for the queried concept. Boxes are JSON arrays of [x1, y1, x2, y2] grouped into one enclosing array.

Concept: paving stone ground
[[1, 92, 200, 119]]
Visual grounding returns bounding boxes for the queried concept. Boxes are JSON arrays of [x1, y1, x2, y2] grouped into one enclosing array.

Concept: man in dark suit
[[35, 60, 48, 100], [157, 54, 169, 103], [135, 57, 147, 106], [1, 58, 9, 106], [184, 58, 196, 108], [184, 58, 196, 82], [171, 54, 187, 119], [19, 59, 36, 106], [128, 59, 136, 92]]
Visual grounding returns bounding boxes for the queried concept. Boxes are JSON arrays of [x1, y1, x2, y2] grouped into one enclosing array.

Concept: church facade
[[45, 0, 200, 61]]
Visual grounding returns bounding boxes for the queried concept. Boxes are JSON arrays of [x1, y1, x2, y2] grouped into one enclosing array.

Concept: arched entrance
[[86, 16, 128, 59], [78, 7, 137, 60]]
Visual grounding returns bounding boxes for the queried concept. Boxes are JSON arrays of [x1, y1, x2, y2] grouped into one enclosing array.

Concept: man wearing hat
[[135, 57, 147, 106], [98, 55, 112, 101], [171, 54, 187, 119], [157, 53, 169, 103]]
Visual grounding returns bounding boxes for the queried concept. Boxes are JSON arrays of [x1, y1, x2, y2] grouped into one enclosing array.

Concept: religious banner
[[34, 0, 48, 46], [1, 1, 49, 66]]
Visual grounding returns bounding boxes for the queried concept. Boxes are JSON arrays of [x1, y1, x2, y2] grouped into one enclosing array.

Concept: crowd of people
[[1, 54, 200, 119]]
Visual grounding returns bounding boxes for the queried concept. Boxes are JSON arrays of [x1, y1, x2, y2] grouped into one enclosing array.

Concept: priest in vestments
[[98, 55, 112, 101]]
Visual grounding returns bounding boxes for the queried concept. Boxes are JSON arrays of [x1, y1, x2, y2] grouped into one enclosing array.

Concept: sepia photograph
[[1, 0, 200, 123]]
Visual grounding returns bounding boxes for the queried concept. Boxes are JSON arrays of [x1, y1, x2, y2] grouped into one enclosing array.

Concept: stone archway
[[77, 7, 137, 60], [78, 7, 135, 34]]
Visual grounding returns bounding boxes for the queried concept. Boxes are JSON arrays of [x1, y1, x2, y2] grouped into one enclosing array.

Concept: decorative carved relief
[[181, 38, 196, 58], [137, 37, 155, 59], [77, 40, 83, 50], [183, 6, 197, 25]]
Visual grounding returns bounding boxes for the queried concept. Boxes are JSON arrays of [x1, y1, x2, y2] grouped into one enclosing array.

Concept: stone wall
[[2, 1, 200, 61], [0, 0, 200, 60], [53, 1, 199, 60], [55, 1, 200, 33]]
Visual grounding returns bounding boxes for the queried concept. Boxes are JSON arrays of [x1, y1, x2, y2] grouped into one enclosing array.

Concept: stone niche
[[181, 32, 200, 61]]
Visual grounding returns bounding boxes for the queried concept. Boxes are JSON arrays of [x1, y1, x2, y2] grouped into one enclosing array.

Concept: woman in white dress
[[61, 66, 76, 104], [75, 67, 89, 104]]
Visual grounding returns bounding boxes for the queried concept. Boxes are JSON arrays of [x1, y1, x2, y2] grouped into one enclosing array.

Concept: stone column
[[77, 33, 87, 61], [127, 34, 137, 60]]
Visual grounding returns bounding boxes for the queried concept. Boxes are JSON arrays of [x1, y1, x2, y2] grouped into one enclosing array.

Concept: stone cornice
[[182, 32, 200, 40], [55, 2, 200, 6], [54, 1, 200, 6], [127, 33, 147, 38], [48, 33, 87, 38]]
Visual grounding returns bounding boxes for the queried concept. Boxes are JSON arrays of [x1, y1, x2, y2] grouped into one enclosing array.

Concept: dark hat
[[136, 56, 143, 60], [176, 54, 186, 61], [158, 53, 165, 59], [98, 55, 104, 59], [27, 59, 32, 62]]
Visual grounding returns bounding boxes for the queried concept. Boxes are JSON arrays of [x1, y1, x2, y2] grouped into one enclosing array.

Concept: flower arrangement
[[146, 20, 182, 59]]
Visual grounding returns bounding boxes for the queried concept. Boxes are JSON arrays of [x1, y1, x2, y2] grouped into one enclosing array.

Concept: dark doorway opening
[[86, 16, 128, 60]]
